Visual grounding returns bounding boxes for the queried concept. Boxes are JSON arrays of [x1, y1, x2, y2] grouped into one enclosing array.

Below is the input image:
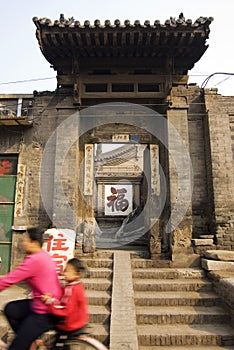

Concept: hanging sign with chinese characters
[[105, 184, 132, 216], [84, 144, 94, 195], [43, 228, 76, 274], [112, 134, 129, 142], [150, 144, 160, 195]]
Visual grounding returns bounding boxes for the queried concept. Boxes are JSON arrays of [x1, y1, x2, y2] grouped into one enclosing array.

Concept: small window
[[85, 84, 108, 93], [138, 83, 160, 92], [112, 84, 134, 92]]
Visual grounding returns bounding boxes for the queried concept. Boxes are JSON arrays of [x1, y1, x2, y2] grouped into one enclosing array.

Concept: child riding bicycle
[[40, 258, 89, 349]]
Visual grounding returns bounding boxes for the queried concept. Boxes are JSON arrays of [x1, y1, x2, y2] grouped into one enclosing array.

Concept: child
[[41, 258, 89, 349]]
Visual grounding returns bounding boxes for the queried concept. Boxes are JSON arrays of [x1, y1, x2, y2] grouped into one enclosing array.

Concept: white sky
[[0, 0, 233, 95]]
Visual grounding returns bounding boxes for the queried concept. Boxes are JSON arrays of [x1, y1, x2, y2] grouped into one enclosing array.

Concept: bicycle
[[30, 329, 109, 350], [0, 329, 108, 350]]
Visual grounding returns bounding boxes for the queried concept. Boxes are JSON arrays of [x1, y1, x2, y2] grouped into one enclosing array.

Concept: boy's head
[[63, 258, 85, 282]]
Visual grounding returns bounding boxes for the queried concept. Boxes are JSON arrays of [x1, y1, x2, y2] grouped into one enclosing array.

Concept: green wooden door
[[0, 156, 18, 274]]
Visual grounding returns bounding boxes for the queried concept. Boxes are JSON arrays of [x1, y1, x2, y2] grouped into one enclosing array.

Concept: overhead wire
[[201, 72, 234, 88], [0, 77, 55, 86], [214, 76, 232, 87], [0, 72, 231, 87], [0, 72, 233, 96]]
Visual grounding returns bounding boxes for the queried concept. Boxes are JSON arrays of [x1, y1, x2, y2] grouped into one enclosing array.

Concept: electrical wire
[[0, 72, 228, 87], [201, 72, 234, 89], [214, 76, 232, 87], [0, 77, 55, 86]]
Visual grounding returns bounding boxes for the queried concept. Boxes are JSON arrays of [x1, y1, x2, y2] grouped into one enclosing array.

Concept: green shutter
[[0, 204, 15, 242], [0, 156, 17, 274], [0, 176, 17, 202]]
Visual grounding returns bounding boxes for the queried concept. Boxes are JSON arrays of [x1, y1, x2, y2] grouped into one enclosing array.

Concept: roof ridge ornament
[[94, 19, 101, 27], [154, 20, 161, 27], [134, 20, 141, 27], [144, 20, 151, 27], [84, 20, 90, 27], [32, 14, 214, 29], [59, 13, 65, 23], [104, 19, 111, 27], [74, 20, 81, 27], [114, 19, 121, 27], [124, 19, 131, 27]]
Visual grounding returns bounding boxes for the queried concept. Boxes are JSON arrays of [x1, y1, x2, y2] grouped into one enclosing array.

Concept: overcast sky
[[0, 0, 233, 95]]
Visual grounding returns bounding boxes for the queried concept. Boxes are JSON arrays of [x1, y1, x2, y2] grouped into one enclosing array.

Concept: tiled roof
[[32, 13, 213, 73], [33, 13, 213, 29]]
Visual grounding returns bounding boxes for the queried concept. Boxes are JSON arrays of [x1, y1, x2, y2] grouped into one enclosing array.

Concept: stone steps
[[2, 251, 234, 350], [133, 278, 213, 292], [132, 267, 206, 279], [88, 305, 111, 324], [87, 267, 113, 279], [81, 278, 112, 291], [83, 257, 113, 269], [81, 255, 114, 348], [134, 291, 221, 306], [132, 257, 234, 349], [139, 346, 234, 350], [131, 258, 161, 268], [137, 323, 234, 346], [87, 323, 110, 345], [86, 290, 111, 306], [136, 305, 230, 324]]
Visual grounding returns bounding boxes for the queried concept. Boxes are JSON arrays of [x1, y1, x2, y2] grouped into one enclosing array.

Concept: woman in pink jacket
[[0, 227, 62, 350]]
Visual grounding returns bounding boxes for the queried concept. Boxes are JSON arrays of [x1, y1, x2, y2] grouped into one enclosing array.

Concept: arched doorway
[[94, 142, 148, 249], [43, 101, 193, 260], [77, 102, 168, 255]]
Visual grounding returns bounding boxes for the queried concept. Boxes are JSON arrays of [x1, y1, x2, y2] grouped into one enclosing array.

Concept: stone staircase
[[1, 251, 234, 350], [80, 251, 113, 348], [131, 256, 234, 350]]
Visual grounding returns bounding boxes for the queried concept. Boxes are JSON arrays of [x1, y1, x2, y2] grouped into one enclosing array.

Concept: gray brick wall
[[0, 85, 233, 267]]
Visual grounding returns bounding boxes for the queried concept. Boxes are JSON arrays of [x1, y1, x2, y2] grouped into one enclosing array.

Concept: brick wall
[[204, 90, 234, 249], [0, 85, 233, 268]]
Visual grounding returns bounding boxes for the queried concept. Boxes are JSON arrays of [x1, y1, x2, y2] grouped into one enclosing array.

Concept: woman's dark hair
[[26, 227, 44, 247], [67, 258, 85, 273]]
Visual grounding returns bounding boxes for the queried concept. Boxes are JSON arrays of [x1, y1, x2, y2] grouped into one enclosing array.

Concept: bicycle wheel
[[67, 336, 108, 350]]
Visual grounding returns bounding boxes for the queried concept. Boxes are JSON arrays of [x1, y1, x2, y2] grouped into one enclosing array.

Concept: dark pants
[[4, 299, 55, 350]]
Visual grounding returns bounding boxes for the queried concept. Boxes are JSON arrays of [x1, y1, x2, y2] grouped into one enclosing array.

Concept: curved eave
[[33, 16, 213, 71]]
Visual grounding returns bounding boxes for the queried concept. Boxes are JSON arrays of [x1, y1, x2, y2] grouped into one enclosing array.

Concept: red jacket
[[48, 281, 89, 331]]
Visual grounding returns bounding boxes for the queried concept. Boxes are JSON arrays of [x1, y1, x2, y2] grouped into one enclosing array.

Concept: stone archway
[[77, 102, 167, 255], [41, 101, 193, 260]]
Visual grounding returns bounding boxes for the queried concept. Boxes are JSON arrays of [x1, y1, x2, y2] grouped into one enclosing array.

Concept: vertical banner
[[43, 228, 76, 274], [14, 164, 26, 217], [150, 144, 160, 195], [84, 144, 94, 195]]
